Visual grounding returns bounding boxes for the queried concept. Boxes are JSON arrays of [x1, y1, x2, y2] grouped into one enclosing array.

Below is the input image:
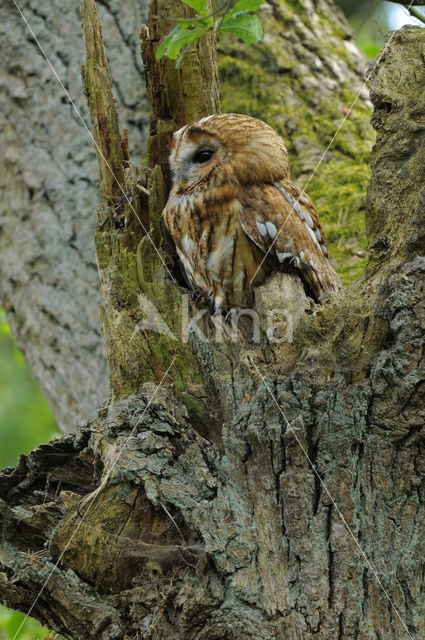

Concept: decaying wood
[[0, 0, 424, 636], [140, 0, 219, 182]]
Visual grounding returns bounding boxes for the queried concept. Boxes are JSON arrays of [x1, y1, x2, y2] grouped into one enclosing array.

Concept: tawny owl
[[163, 113, 340, 311]]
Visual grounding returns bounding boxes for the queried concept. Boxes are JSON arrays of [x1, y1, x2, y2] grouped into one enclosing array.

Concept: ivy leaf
[[156, 26, 206, 61], [219, 11, 263, 44], [182, 0, 209, 16]]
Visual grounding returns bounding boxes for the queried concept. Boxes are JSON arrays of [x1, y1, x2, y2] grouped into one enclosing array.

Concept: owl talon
[[191, 290, 204, 304]]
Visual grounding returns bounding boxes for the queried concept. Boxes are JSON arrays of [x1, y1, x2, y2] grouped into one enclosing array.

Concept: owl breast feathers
[[163, 113, 341, 311]]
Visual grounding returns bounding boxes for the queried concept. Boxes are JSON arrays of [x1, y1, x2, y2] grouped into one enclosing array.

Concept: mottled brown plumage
[[163, 113, 341, 310]]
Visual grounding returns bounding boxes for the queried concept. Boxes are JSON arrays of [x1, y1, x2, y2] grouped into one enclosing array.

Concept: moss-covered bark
[[0, 0, 373, 429], [0, 3, 424, 639]]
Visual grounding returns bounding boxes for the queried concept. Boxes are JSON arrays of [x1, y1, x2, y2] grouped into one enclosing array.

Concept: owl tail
[[299, 259, 341, 302]]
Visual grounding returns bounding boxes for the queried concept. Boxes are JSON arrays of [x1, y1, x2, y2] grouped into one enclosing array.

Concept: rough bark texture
[[0, 0, 372, 432], [0, 0, 424, 634], [0, 0, 150, 431]]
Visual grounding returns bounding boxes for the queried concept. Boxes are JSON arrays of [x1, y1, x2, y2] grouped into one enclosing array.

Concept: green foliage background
[[0, 2, 422, 638], [0, 312, 59, 471], [0, 311, 60, 638]]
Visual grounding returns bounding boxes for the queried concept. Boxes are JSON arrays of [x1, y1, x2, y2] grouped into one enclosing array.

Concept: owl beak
[[179, 178, 186, 188]]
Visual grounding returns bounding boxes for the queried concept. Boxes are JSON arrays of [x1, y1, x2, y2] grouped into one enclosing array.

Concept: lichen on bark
[[0, 2, 424, 640]]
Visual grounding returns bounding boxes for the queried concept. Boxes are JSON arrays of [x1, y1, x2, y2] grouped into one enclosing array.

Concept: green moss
[[218, 54, 280, 120], [306, 156, 370, 286], [180, 390, 206, 420], [117, 247, 140, 290]]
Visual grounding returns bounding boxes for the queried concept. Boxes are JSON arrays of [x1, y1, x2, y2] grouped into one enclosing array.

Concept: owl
[[163, 113, 341, 311]]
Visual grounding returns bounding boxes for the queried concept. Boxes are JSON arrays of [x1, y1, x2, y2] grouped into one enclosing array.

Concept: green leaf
[[156, 27, 206, 61], [219, 11, 263, 44], [155, 26, 180, 60], [182, 0, 209, 16], [176, 15, 213, 29], [229, 0, 263, 14], [167, 27, 206, 58]]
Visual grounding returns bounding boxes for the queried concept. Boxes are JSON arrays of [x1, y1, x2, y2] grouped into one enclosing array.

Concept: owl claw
[[224, 309, 233, 323], [191, 290, 204, 304]]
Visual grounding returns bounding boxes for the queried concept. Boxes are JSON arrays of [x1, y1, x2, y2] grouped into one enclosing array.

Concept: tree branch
[[408, 5, 425, 23], [391, 0, 425, 23], [81, 0, 125, 213], [394, 0, 425, 5]]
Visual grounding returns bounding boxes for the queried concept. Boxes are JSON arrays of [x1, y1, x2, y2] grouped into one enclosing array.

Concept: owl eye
[[193, 149, 214, 164]]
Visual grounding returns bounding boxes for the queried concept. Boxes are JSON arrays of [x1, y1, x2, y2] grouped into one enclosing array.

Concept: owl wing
[[238, 180, 341, 300]]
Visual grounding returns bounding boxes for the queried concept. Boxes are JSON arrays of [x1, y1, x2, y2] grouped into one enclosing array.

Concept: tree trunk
[[1, 2, 424, 639], [0, 0, 151, 431], [0, 0, 372, 431]]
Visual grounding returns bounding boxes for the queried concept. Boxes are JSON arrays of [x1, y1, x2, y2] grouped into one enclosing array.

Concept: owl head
[[169, 113, 290, 192]]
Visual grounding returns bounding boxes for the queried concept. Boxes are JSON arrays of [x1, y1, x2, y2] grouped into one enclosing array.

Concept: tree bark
[[1, 0, 425, 633], [0, 0, 372, 431], [0, 0, 150, 431]]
